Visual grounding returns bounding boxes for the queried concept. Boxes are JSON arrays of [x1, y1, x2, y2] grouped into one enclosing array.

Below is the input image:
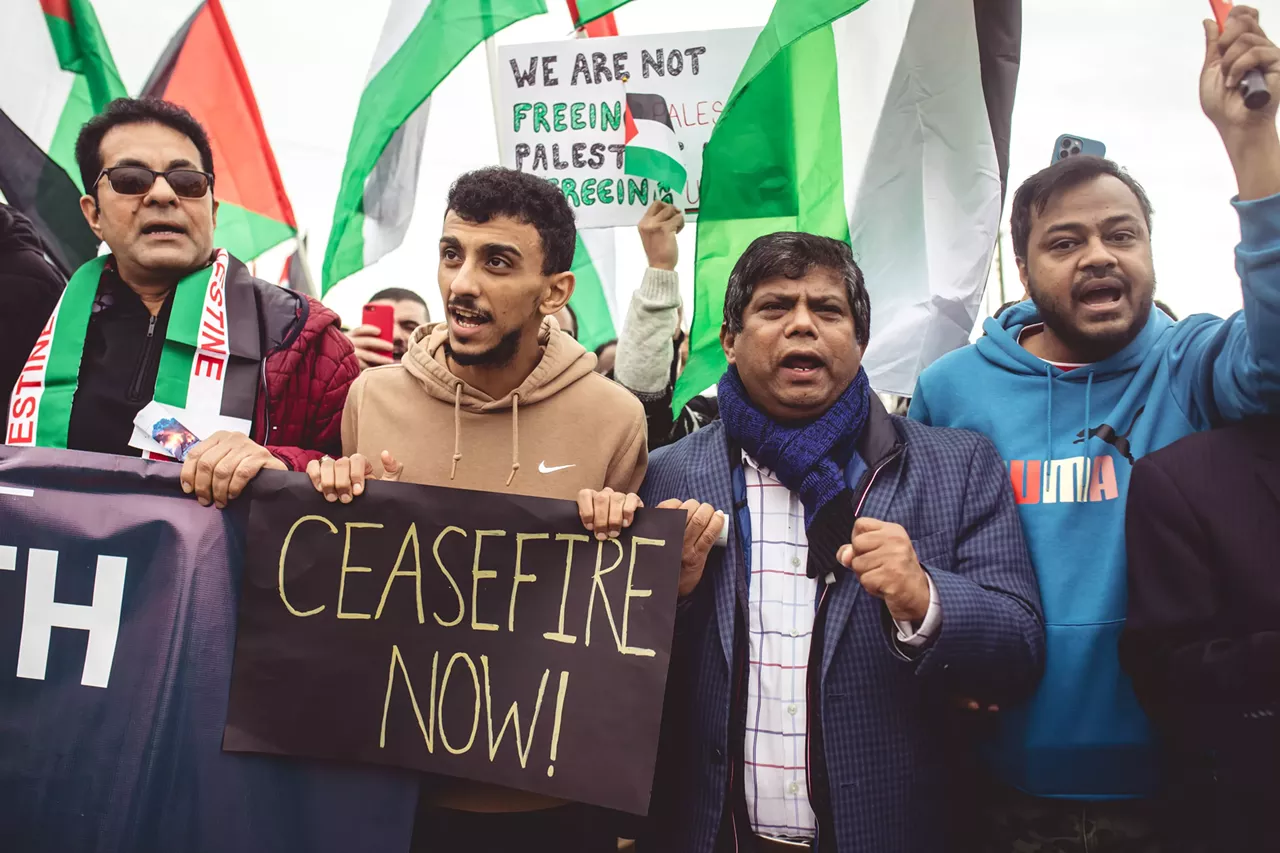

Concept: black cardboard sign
[[223, 471, 683, 815]]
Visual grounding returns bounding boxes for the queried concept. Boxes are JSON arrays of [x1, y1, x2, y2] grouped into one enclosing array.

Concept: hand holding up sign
[[307, 450, 404, 503], [837, 517, 931, 623], [181, 431, 287, 509], [638, 201, 684, 271], [577, 488, 644, 540]]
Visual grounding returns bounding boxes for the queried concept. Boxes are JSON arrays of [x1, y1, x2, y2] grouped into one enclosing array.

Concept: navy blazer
[[639, 401, 1045, 853]]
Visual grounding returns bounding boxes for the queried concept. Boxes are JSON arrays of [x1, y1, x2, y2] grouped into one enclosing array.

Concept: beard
[[445, 326, 522, 368], [1028, 272, 1155, 362]]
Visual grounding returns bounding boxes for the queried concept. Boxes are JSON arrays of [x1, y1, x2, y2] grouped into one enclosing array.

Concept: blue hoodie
[[909, 193, 1280, 799]]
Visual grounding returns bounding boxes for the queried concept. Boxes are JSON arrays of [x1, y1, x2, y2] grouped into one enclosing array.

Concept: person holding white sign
[[615, 201, 718, 449]]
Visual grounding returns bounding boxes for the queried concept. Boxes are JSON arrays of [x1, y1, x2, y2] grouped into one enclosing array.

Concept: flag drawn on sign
[[622, 86, 687, 194]]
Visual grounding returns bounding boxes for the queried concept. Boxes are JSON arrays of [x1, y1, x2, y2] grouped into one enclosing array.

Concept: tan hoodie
[[342, 316, 647, 498], [340, 316, 647, 814]]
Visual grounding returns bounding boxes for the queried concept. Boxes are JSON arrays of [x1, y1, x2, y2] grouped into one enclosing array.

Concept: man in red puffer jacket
[[3, 98, 359, 510]]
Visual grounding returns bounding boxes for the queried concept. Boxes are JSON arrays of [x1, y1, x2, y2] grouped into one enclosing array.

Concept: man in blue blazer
[[639, 232, 1045, 853]]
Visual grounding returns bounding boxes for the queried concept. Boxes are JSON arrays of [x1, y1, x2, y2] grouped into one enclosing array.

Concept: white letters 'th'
[[16, 549, 126, 689]]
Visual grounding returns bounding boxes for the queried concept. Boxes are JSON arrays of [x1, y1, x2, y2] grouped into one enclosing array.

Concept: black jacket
[[1120, 417, 1280, 850], [0, 204, 66, 437]]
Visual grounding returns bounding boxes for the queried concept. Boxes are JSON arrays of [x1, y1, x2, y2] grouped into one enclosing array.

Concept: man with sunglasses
[[3, 98, 360, 508]]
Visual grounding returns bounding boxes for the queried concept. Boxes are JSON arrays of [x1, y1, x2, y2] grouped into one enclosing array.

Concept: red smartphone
[[362, 303, 395, 346]]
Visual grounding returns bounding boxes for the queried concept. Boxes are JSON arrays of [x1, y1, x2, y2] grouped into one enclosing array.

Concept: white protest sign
[[497, 27, 761, 229]]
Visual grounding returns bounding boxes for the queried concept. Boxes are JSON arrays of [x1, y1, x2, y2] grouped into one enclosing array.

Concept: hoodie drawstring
[[446, 383, 523, 487], [1082, 370, 1094, 503], [1045, 364, 1054, 466], [450, 382, 463, 480], [506, 393, 521, 487]]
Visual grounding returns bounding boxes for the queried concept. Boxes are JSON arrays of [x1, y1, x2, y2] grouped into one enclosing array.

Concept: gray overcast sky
[[92, 0, 1279, 334]]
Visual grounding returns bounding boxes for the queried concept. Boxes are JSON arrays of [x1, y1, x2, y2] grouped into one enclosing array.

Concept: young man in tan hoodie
[[309, 167, 647, 852]]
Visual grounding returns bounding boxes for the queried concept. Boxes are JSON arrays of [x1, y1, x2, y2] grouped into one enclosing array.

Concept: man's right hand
[[657, 499, 725, 597], [638, 200, 684, 271], [307, 450, 403, 502], [346, 324, 395, 370]]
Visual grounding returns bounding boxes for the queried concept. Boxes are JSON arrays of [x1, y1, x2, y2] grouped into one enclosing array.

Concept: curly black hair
[[75, 98, 214, 198], [446, 167, 576, 275]]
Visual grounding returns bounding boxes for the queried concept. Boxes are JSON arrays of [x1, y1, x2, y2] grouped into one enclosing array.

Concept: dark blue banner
[[0, 447, 417, 853]]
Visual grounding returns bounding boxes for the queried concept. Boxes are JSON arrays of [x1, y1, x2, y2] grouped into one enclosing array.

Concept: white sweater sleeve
[[613, 267, 681, 395]]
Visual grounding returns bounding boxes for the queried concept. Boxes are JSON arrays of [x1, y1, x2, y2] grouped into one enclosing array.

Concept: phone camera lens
[[1071, 145, 1081, 155]]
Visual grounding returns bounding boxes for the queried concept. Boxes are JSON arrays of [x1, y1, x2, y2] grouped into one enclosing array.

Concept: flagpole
[[483, 38, 504, 146], [996, 227, 1007, 307]]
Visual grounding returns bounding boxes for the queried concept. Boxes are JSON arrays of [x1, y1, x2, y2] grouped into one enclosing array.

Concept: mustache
[[447, 296, 492, 321]]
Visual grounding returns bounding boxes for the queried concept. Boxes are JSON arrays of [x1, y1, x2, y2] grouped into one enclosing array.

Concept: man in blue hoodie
[[910, 6, 1280, 850]]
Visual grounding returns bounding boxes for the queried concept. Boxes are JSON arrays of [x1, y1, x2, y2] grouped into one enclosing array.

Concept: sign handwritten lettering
[[223, 472, 684, 815], [498, 27, 760, 228]]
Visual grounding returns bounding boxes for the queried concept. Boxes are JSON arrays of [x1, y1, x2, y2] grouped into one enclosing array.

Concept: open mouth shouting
[[447, 302, 493, 340], [779, 351, 826, 381], [1076, 278, 1128, 314]]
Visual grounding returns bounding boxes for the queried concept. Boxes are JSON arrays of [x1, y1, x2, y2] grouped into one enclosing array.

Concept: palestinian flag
[[623, 92, 687, 194], [568, 230, 617, 351], [0, 109, 97, 276], [0, 0, 127, 190], [0, 0, 126, 268], [674, 0, 1020, 410], [567, 0, 631, 28], [143, 0, 298, 262], [566, 0, 619, 36], [279, 240, 317, 298], [322, 0, 548, 294]]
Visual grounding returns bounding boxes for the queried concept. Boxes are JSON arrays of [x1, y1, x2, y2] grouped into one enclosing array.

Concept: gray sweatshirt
[[613, 267, 680, 394]]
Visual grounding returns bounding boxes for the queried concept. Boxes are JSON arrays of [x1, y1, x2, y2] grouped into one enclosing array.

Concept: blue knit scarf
[[718, 365, 871, 528]]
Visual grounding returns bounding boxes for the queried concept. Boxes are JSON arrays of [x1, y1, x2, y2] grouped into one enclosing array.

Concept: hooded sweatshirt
[[343, 315, 647, 498], [909, 192, 1280, 800], [342, 315, 647, 813]]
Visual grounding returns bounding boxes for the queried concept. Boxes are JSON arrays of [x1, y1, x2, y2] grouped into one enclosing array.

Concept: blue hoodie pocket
[[983, 620, 1157, 798]]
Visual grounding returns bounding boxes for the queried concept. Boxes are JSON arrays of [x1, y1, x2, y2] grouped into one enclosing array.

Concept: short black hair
[[75, 98, 215, 198], [1010, 155, 1153, 260], [371, 287, 427, 308], [445, 167, 576, 275], [723, 232, 871, 348]]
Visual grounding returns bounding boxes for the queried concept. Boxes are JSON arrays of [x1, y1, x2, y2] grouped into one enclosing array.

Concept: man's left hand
[[577, 488, 643, 540], [837, 517, 931, 623], [180, 431, 287, 509]]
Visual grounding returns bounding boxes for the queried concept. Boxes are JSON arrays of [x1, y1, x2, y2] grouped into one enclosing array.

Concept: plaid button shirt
[[741, 452, 941, 841]]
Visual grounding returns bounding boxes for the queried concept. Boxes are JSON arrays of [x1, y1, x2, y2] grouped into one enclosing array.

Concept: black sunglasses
[[96, 166, 214, 199]]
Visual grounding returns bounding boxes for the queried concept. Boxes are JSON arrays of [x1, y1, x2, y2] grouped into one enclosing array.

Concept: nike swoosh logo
[[538, 461, 576, 474]]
